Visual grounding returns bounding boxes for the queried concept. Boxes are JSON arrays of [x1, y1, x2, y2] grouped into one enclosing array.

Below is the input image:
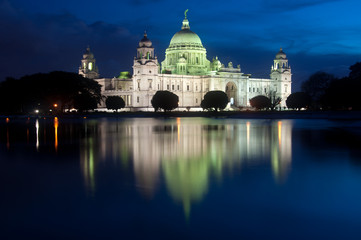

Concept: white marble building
[[79, 12, 292, 111]]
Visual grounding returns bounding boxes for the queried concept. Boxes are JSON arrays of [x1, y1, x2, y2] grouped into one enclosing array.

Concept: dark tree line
[[287, 62, 361, 110], [0, 71, 102, 114]]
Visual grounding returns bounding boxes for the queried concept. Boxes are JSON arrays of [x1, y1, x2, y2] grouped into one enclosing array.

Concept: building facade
[[79, 12, 292, 111]]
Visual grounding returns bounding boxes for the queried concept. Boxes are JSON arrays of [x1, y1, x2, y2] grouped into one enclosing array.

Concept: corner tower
[[161, 10, 210, 75], [132, 32, 159, 107], [79, 47, 99, 79], [270, 48, 292, 108]]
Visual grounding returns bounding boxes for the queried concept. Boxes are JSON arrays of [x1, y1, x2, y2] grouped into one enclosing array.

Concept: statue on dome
[[185, 9, 188, 19]]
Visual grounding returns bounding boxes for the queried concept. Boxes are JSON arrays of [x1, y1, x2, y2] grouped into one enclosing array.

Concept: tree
[[0, 71, 102, 114], [349, 62, 361, 80], [200, 91, 228, 111], [105, 96, 125, 112], [286, 92, 311, 110], [151, 91, 179, 112], [73, 93, 98, 112], [301, 71, 337, 109], [249, 95, 271, 110], [320, 62, 361, 110], [267, 90, 282, 111]]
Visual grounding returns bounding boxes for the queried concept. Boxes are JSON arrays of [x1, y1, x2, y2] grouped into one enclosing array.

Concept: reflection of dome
[[168, 18, 204, 49], [276, 48, 287, 59], [139, 32, 152, 47]]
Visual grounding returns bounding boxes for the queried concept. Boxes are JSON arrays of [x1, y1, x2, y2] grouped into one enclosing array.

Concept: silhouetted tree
[[322, 77, 361, 110], [320, 62, 361, 110], [151, 91, 179, 112], [73, 93, 98, 112], [201, 91, 228, 111], [105, 96, 125, 112], [349, 62, 361, 80], [0, 71, 102, 114], [301, 71, 337, 109], [286, 92, 311, 110], [250, 95, 271, 110], [267, 90, 282, 110]]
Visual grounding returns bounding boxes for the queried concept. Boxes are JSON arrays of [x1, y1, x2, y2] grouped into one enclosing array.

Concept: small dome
[[276, 48, 287, 59], [139, 32, 152, 47], [83, 47, 94, 59]]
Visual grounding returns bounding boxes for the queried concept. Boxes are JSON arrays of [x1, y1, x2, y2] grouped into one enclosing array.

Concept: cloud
[[128, 0, 164, 5], [261, 0, 341, 11], [0, 1, 138, 80]]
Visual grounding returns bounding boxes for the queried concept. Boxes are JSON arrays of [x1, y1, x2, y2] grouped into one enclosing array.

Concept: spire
[[181, 9, 190, 30], [144, 31, 147, 38]]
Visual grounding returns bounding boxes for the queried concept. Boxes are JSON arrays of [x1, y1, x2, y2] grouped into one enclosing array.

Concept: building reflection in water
[[79, 118, 292, 217]]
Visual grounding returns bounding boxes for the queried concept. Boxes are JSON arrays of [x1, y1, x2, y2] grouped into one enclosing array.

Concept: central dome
[[169, 29, 203, 46], [168, 18, 204, 49], [161, 11, 210, 75]]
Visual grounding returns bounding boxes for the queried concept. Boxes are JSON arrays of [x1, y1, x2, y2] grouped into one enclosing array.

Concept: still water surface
[[1, 117, 361, 239]]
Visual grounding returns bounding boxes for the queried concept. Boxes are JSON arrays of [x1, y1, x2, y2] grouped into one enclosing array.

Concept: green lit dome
[[161, 11, 211, 75], [169, 29, 203, 48], [168, 18, 204, 49]]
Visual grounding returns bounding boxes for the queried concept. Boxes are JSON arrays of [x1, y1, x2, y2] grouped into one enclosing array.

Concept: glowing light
[[278, 121, 282, 146], [35, 119, 39, 150], [83, 117, 87, 119], [53, 104, 58, 108], [35, 109, 39, 113], [54, 117, 58, 152], [88, 62, 93, 71], [6, 118, 9, 123]]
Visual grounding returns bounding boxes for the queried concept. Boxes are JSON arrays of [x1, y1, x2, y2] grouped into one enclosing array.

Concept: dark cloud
[[0, 1, 138, 80], [261, 0, 341, 11], [128, 0, 164, 5]]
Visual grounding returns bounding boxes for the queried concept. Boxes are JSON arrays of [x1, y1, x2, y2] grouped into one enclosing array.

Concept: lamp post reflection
[[35, 119, 39, 151], [6, 118, 10, 149], [54, 117, 58, 152]]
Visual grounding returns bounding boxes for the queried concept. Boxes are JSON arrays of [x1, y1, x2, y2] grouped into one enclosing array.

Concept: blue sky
[[1, 0, 361, 90]]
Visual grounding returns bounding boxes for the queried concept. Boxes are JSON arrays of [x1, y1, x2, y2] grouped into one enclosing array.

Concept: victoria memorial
[[78, 11, 292, 111]]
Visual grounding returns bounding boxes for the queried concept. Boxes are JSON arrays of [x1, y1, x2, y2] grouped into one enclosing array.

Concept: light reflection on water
[[2, 117, 361, 239], [76, 118, 292, 215]]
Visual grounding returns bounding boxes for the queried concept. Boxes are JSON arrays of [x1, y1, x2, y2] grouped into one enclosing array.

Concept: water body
[[1, 117, 361, 239]]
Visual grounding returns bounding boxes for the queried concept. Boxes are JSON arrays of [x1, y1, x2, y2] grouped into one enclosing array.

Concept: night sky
[[1, 0, 361, 90]]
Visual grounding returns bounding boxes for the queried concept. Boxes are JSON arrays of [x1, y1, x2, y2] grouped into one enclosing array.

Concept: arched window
[[88, 62, 93, 71]]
